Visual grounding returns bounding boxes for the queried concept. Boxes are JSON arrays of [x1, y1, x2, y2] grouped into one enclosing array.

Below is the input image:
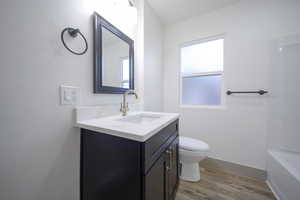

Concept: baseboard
[[266, 180, 281, 200], [200, 157, 267, 181]]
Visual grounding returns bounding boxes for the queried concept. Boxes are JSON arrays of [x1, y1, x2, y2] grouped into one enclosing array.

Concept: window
[[122, 57, 129, 88], [180, 37, 224, 105]]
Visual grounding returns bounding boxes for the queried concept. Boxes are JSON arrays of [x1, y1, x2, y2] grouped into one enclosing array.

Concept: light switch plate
[[60, 85, 80, 105]]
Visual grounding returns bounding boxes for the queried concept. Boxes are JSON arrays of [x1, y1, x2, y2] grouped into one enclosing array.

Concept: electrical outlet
[[60, 85, 80, 105]]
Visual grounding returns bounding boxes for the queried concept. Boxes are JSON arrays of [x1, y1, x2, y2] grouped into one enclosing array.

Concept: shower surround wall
[[163, 0, 300, 170], [268, 35, 300, 154], [266, 34, 300, 200]]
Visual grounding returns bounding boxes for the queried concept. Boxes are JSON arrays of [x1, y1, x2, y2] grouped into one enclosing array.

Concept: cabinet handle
[[166, 165, 170, 171], [166, 150, 170, 171], [166, 149, 172, 170]]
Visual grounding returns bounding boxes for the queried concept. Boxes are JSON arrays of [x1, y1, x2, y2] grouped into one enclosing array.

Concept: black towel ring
[[61, 27, 88, 55]]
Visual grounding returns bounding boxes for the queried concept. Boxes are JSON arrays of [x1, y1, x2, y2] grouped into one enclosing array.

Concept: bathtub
[[267, 150, 300, 200]]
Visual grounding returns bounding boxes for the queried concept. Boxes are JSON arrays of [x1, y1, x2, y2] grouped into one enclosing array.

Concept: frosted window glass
[[182, 75, 221, 105], [181, 39, 223, 74]]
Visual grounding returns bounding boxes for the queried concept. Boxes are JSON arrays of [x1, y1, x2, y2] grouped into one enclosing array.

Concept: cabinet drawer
[[142, 119, 178, 173]]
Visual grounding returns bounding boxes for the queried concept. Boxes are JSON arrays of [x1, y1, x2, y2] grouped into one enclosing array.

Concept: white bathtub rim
[[268, 150, 300, 182], [266, 180, 282, 200]]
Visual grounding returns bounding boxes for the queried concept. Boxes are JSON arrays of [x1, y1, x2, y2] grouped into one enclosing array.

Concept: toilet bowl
[[179, 136, 210, 182]]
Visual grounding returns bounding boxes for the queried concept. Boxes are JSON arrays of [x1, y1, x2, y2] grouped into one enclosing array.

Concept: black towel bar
[[226, 90, 268, 95]]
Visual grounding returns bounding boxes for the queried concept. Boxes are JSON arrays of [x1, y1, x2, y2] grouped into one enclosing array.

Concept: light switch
[[60, 85, 80, 105]]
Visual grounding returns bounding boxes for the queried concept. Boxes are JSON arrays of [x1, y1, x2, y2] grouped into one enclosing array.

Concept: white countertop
[[75, 111, 179, 142]]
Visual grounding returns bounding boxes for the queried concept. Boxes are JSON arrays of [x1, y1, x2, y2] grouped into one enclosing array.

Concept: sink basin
[[75, 108, 179, 141], [115, 113, 163, 124]]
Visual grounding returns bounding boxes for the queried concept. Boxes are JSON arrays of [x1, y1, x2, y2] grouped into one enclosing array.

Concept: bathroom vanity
[[76, 111, 180, 200], [78, 12, 180, 200]]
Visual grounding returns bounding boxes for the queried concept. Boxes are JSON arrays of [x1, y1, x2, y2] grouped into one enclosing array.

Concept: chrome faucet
[[120, 90, 138, 116]]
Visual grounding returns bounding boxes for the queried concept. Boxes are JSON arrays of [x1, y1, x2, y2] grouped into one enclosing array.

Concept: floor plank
[[176, 167, 276, 200]]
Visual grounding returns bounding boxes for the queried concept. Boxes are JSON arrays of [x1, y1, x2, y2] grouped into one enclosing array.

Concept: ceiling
[[147, 0, 240, 25]]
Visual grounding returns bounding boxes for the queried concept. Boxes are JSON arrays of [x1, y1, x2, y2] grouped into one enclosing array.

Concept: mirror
[[94, 12, 134, 94]]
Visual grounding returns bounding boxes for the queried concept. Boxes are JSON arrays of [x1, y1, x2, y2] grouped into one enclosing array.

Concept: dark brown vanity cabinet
[[166, 138, 179, 200], [145, 137, 179, 200], [80, 120, 179, 200]]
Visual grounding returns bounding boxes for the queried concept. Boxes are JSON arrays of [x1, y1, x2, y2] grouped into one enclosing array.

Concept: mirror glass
[[102, 27, 130, 89]]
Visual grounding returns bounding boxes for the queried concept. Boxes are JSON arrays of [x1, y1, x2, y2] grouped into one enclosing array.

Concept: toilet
[[179, 136, 210, 182]]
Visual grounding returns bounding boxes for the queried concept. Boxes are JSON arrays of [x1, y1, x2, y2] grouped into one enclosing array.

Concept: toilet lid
[[179, 136, 209, 151]]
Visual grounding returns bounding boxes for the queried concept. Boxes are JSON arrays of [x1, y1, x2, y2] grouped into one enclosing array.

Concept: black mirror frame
[[93, 12, 134, 94]]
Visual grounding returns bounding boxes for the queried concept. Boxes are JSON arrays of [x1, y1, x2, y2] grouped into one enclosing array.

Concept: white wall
[[163, 0, 300, 170], [143, 1, 164, 111], [0, 0, 143, 199]]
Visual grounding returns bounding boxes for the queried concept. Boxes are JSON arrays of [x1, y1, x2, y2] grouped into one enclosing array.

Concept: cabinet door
[[81, 130, 141, 200], [145, 155, 166, 200], [166, 137, 179, 200]]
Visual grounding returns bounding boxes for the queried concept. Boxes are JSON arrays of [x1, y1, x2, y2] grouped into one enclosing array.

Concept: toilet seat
[[179, 136, 209, 151]]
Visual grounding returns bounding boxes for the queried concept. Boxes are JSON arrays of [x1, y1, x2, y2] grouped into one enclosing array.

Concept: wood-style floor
[[176, 167, 276, 200]]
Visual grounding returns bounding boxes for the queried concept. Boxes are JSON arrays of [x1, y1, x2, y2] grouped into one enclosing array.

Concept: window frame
[[179, 35, 225, 108]]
